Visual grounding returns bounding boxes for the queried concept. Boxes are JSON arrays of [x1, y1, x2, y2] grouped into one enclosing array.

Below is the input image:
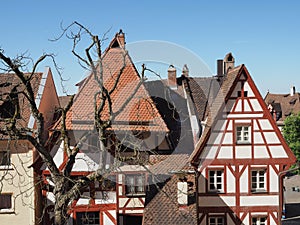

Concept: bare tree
[[0, 22, 155, 225]]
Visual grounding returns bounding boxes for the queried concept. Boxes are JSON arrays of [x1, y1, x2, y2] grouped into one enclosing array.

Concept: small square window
[[236, 126, 251, 144], [0, 194, 12, 210], [125, 174, 145, 196], [252, 216, 266, 225], [209, 216, 225, 225]]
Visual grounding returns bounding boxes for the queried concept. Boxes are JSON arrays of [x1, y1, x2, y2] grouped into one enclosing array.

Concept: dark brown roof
[[143, 174, 197, 225], [0, 72, 43, 139], [265, 92, 300, 122], [189, 65, 243, 164], [149, 154, 190, 175]]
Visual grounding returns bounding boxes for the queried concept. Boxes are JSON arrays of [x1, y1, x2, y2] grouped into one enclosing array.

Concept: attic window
[[237, 91, 248, 97], [111, 39, 120, 48], [227, 54, 233, 61]]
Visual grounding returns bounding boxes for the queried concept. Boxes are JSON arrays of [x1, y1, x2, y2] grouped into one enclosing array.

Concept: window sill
[[236, 141, 251, 145], [125, 193, 145, 197], [208, 190, 224, 194], [0, 209, 14, 214], [0, 165, 13, 170], [251, 189, 267, 194]]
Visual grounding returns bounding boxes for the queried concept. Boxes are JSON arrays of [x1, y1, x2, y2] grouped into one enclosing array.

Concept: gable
[[191, 65, 296, 166]]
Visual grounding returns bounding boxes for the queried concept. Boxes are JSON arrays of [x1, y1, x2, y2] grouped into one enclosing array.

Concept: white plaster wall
[[222, 133, 233, 145], [104, 212, 115, 225], [199, 196, 236, 207], [243, 82, 254, 97], [264, 132, 280, 144], [250, 99, 262, 111], [258, 119, 273, 130], [240, 196, 278, 206], [235, 145, 252, 159], [253, 132, 264, 144], [269, 146, 288, 158], [254, 146, 269, 158], [269, 166, 279, 193], [240, 167, 249, 193], [218, 146, 233, 159], [226, 167, 236, 193]]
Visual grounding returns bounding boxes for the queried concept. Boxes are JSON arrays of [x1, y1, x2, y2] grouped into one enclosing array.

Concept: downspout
[[278, 163, 300, 225]]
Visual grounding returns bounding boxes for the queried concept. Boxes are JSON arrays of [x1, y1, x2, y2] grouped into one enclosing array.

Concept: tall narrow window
[[0, 151, 10, 166], [236, 125, 251, 144], [252, 216, 266, 225], [208, 170, 223, 192], [251, 170, 266, 192]]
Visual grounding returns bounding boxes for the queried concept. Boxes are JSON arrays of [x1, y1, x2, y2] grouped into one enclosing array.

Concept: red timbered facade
[[190, 64, 296, 225]]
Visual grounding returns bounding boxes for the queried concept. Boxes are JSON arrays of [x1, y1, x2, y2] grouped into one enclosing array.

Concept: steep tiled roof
[[149, 154, 190, 175], [58, 95, 73, 109], [189, 65, 243, 164], [265, 92, 300, 123], [56, 35, 168, 133], [0, 72, 42, 139], [143, 174, 197, 225]]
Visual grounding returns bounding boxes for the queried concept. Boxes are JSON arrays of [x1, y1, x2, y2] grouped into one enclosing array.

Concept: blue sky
[[1, 1, 300, 96]]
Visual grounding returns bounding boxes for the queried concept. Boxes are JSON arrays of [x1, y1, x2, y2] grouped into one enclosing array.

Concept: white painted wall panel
[[218, 146, 233, 159], [223, 133, 233, 145], [235, 145, 252, 159], [269, 146, 288, 158], [258, 119, 273, 130], [244, 100, 252, 112], [254, 146, 269, 158], [269, 165, 279, 193], [235, 99, 242, 112], [226, 167, 236, 193], [240, 196, 278, 206], [240, 167, 248, 193], [104, 212, 115, 225], [253, 132, 264, 144], [264, 132, 280, 144], [250, 99, 262, 111], [199, 196, 236, 207], [244, 82, 254, 97]]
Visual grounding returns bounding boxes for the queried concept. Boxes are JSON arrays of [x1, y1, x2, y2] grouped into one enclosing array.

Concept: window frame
[[0, 193, 13, 213], [250, 168, 267, 193], [207, 169, 224, 193], [125, 174, 146, 196], [208, 215, 225, 225], [76, 211, 100, 225], [236, 124, 251, 144], [251, 216, 267, 225], [0, 150, 11, 168]]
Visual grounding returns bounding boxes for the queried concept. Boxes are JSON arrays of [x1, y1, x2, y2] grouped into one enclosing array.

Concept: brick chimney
[[291, 86, 296, 96], [182, 64, 189, 77], [117, 29, 125, 48], [224, 52, 235, 74], [168, 65, 177, 89]]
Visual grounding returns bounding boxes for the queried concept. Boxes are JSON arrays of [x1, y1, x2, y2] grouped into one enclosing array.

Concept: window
[[76, 212, 99, 225], [252, 216, 266, 225], [236, 126, 250, 144], [209, 216, 224, 225], [125, 174, 145, 195], [0, 194, 12, 211], [208, 170, 223, 192], [0, 151, 10, 166], [251, 170, 266, 192]]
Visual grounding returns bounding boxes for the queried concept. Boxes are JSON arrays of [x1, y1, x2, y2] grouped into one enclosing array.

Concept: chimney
[[223, 52, 235, 74], [168, 65, 177, 89], [291, 86, 296, 96], [182, 64, 189, 77], [177, 181, 188, 205], [117, 29, 125, 48], [217, 59, 223, 77]]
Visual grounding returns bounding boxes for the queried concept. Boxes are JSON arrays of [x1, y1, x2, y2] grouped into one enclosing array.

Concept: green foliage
[[282, 113, 300, 162]]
